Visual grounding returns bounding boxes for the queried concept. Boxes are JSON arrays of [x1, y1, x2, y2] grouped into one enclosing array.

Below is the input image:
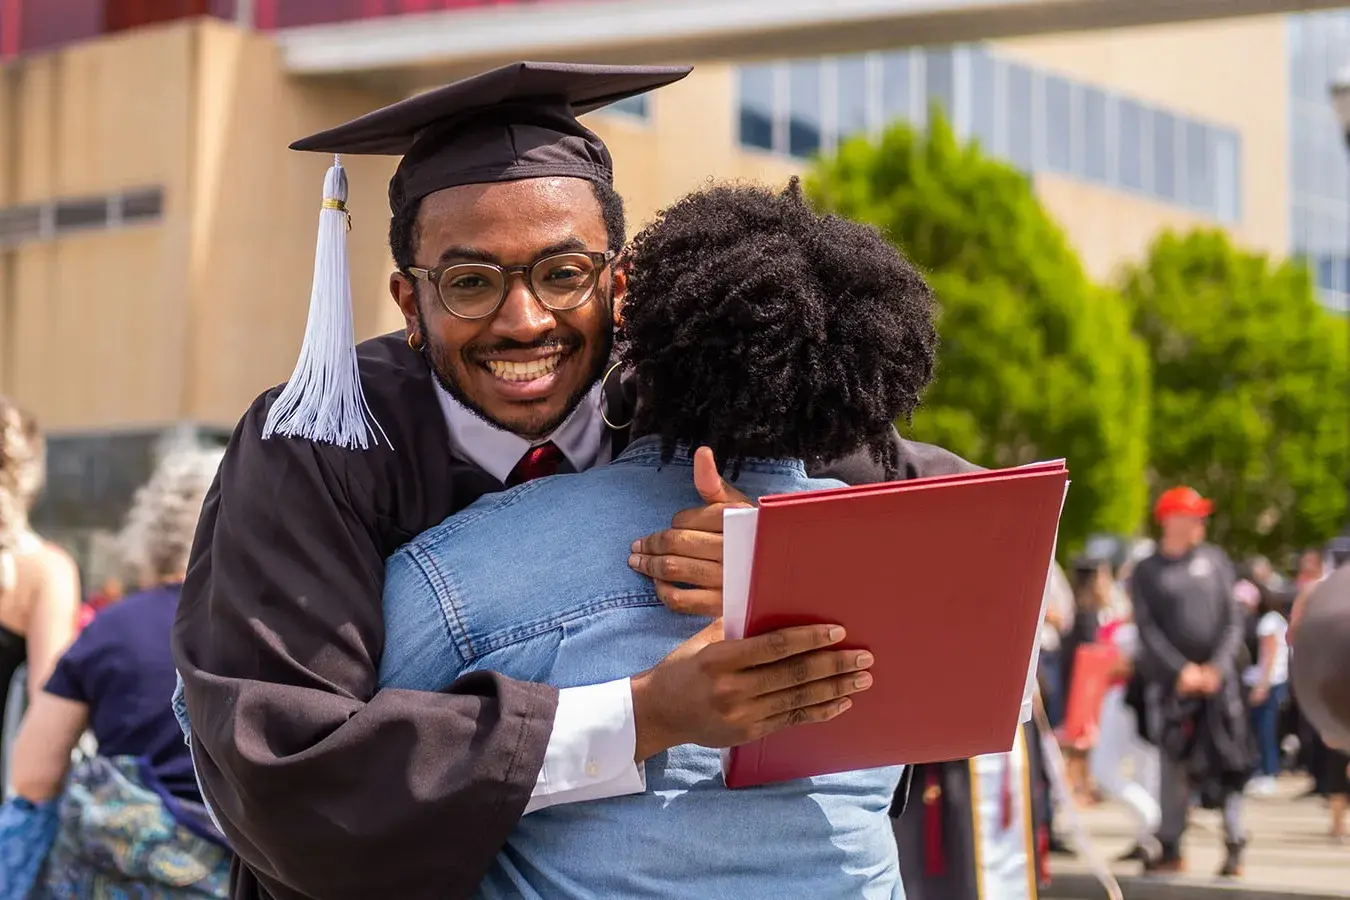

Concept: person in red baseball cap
[[1131, 485, 1250, 876]]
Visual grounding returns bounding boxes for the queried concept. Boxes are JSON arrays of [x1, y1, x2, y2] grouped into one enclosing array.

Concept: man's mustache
[[463, 336, 581, 360]]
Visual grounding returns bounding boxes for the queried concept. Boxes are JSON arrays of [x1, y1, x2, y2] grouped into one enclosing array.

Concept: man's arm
[[173, 400, 557, 900], [1130, 571, 1193, 685], [1208, 552, 1242, 671]]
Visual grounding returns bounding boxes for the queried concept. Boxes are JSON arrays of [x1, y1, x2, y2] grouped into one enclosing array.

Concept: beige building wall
[[999, 15, 1289, 279], [0, 19, 404, 431]]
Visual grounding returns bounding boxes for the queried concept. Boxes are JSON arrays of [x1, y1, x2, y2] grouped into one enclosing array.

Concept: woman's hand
[[628, 447, 753, 617]]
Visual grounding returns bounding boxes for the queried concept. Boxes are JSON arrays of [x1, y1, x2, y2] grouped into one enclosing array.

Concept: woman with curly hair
[[376, 178, 949, 899], [0, 397, 79, 779], [8, 443, 232, 898]]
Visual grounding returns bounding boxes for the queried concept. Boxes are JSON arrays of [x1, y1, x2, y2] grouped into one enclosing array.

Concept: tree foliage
[[1122, 229, 1349, 562], [806, 112, 1151, 554]]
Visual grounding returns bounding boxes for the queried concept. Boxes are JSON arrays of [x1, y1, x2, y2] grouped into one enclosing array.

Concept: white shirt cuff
[[524, 678, 646, 815]]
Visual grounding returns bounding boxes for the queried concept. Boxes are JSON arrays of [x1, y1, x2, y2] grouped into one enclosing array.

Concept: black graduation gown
[[895, 722, 1047, 900], [172, 332, 977, 900]]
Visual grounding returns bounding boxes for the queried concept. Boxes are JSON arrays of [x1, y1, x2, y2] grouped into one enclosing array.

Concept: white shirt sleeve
[[523, 678, 647, 815]]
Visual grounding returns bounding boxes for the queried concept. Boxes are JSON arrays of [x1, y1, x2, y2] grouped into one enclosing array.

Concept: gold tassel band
[[322, 198, 352, 232]]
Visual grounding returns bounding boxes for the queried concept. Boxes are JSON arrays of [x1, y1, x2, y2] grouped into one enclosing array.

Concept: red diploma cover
[[722, 461, 1070, 788]]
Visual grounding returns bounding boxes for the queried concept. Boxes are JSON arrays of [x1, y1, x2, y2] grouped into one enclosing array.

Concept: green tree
[[1122, 229, 1349, 562], [806, 111, 1150, 554]]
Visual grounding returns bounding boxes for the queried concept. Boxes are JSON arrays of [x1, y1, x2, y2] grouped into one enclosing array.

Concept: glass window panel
[[1213, 130, 1242, 222], [1044, 76, 1072, 173], [836, 56, 869, 140], [608, 95, 649, 119], [881, 51, 913, 127], [737, 65, 775, 151], [1083, 87, 1108, 182], [970, 48, 998, 152], [1118, 99, 1145, 191], [1184, 121, 1214, 213], [788, 60, 823, 158], [925, 48, 956, 122], [1153, 111, 1178, 202], [1007, 63, 1034, 170]]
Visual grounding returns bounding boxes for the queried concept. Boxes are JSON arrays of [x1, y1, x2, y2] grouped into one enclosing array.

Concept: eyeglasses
[[407, 250, 616, 321]]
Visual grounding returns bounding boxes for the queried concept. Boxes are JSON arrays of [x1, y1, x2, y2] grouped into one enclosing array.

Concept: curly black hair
[[618, 177, 938, 478], [389, 178, 627, 273]]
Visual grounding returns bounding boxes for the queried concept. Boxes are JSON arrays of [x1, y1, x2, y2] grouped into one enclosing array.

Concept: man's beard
[[417, 305, 613, 440]]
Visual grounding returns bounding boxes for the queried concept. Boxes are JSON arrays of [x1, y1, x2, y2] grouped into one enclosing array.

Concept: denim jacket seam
[[474, 591, 664, 656], [407, 542, 477, 663]]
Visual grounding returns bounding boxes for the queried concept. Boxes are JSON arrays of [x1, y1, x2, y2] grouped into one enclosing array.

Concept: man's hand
[[630, 620, 873, 762], [1176, 662, 1208, 696], [629, 447, 753, 617]]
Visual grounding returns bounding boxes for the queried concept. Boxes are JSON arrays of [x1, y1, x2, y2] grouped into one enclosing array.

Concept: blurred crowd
[[0, 396, 231, 898], [1039, 486, 1348, 877]]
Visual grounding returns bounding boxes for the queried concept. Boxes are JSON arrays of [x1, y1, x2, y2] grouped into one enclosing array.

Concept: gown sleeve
[[172, 396, 559, 900]]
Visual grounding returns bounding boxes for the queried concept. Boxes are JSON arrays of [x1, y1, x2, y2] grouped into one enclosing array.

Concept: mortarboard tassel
[[263, 156, 389, 450]]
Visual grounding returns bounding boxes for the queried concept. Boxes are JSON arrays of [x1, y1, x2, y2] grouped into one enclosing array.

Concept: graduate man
[[173, 62, 976, 900]]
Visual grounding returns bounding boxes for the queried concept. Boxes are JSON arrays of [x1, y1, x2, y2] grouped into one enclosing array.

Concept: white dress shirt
[[434, 382, 645, 813]]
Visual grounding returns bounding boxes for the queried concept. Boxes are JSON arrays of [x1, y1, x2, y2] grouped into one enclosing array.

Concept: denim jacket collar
[[611, 434, 807, 479]]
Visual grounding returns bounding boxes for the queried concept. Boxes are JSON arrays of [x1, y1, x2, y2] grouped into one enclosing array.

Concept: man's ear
[[390, 271, 420, 334]]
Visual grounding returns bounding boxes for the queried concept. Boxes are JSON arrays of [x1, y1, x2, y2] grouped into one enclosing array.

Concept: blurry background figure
[[1039, 562, 1074, 729], [1239, 576, 1289, 797], [1061, 558, 1112, 803], [7, 443, 231, 898], [1036, 562, 1074, 855], [1294, 549, 1326, 592], [1132, 487, 1249, 878], [1090, 590, 1161, 865], [1288, 562, 1350, 841], [0, 397, 80, 789]]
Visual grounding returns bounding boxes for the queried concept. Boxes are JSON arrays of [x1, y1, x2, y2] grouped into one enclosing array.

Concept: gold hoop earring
[[599, 361, 632, 431], [407, 331, 424, 352]]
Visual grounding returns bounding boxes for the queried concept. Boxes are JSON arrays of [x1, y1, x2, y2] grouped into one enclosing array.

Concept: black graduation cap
[[263, 62, 692, 451]]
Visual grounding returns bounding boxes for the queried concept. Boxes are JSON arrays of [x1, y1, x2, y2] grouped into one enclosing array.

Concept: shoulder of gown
[[171, 331, 558, 900]]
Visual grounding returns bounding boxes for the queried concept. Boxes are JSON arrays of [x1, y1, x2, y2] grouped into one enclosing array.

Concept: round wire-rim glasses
[[406, 249, 616, 321]]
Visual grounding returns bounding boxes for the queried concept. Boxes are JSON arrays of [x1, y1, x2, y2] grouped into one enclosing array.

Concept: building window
[[606, 95, 650, 120], [738, 64, 775, 152], [1213, 129, 1241, 223], [732, 46, 1243, 225], [1006, 62, 1034, 170], [925, 48, 956, 121], [788, 60, 823, 158], [969, 48, 999, 153], [880, 51, 914, 129], [1183, 121, 1214, 213], [0, 187, 164, 249], [1152, 111, 1178, 202], [1044, 76, 1073, 174], [1117, 99, 1146, 192], [1082, 87, 1109, 182], [836, 56, 869, 140]]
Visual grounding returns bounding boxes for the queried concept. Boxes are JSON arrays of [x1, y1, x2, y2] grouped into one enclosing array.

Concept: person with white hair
[[5, 444, 232, 898], [0, 396, 79, 779]]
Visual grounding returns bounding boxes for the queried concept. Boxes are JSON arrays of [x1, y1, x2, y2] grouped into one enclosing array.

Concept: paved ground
[[1043, 775, 1349, 899]]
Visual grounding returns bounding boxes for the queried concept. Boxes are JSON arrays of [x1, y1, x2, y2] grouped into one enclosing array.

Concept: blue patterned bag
[[0, 795, 60, 900]]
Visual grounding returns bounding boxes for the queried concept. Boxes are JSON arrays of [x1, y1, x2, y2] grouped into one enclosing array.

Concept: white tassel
[[263, 156, 389, 450]]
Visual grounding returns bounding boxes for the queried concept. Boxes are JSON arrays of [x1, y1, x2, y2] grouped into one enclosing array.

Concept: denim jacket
[[380, 435, 904, 899]]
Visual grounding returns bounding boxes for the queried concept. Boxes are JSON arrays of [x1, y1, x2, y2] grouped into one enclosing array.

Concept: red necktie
[[507, 441, 564, 486]]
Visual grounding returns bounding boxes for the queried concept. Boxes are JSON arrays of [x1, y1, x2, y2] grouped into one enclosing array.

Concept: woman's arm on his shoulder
[[24, 544, 79, 698], [171, 396, 559, 900]]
